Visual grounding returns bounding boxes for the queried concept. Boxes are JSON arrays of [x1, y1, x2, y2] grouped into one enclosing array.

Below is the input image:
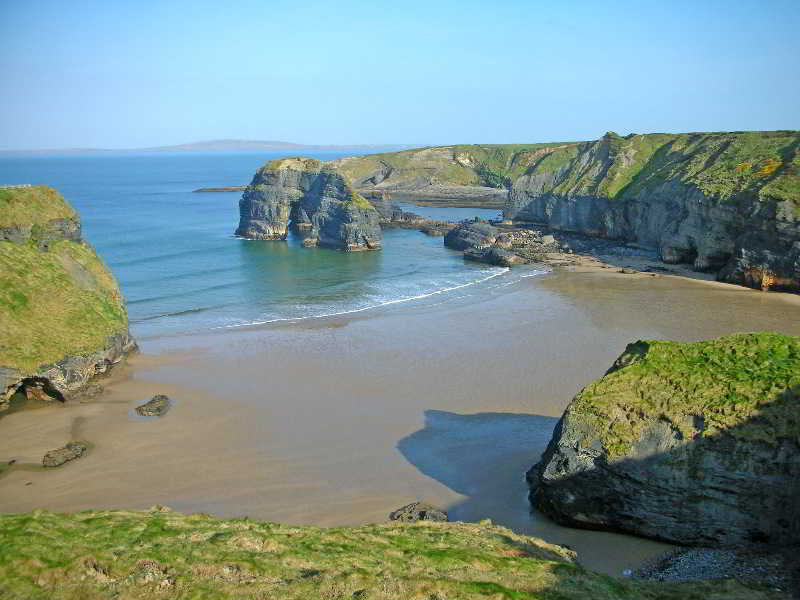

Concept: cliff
[[235, 157, 382, 251], [0, 508, 773, 599], [331, 143, 577, 206], [505, 130, 800, 291], [529, 332, 800, 547], [0, 186, 135, 409]]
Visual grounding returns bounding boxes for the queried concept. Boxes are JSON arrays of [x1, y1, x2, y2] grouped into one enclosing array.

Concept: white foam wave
[[215, 267, 511, 329]]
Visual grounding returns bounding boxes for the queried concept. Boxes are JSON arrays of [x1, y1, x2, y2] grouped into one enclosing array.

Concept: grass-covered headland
[[0, 509, 778, 599]]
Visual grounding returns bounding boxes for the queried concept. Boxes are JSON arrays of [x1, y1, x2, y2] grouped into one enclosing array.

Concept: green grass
[[332, 143, 582, 190], [511, 131, 799, 218], [569, 332, 800, 458], [0, 239, 128, 372], [0, 186, 76, 228], [0, 509, 777, 599]]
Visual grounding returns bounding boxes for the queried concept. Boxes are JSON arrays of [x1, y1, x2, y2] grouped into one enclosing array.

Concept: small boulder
[[135, 394, 170, 417], [389, 502, 448, 522], [42, 441, 88, 467]]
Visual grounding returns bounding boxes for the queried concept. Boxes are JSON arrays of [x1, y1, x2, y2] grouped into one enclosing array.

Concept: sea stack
[[528, 332, 800, 547], [0, 185, 136, 408], [235, 157, 382, 251]]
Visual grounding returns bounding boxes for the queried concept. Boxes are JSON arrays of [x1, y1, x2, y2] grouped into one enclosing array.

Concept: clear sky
[[1, 0, 798, 149]]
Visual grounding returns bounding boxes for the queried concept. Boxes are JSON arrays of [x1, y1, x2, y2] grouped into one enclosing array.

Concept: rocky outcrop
[[235, 158, 382, 251], [135, 394, 171, 417], [0, 186, 136, 409], [528, 332, 800, 547], [42, 441, 88, 467], [505, 131, 800, 291], [388, 502, 448, 522], [444, 221, 566, 266]]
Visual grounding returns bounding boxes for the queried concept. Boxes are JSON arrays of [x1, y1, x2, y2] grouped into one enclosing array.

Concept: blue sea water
[[0, 152, 535, 339]]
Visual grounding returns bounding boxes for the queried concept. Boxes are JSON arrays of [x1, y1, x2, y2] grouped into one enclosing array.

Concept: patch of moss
[[570, 332, 800, 458], [0, 186, 76, 228], [0, 509, 775, 599]]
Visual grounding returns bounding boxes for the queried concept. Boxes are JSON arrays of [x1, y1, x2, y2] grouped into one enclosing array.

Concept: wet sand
[[1, 269, 799, 575]]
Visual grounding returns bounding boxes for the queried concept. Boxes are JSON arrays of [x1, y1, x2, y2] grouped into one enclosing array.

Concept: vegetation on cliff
[[0, 186, 76, 228], [0, 509, 775, 599], [512, 130, 800, 215], [570, 332, 800, 458], [0, 187, 128, 373], [332, 143, 578, 191]]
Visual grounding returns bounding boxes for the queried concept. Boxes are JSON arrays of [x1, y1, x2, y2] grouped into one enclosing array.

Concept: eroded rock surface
[[505, 131, 800, 291], [42, 441, 88, 467], [135, 394, 171, 417], [235, 158, 382, 251], [528, 332, 800, 547], [388, 502, 448, 522]]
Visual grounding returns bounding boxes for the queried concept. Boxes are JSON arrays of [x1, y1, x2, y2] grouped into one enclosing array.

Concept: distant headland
[[0, 139, 416, 156]]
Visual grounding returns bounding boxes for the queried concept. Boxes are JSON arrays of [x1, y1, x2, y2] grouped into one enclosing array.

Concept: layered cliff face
[[506, 131, 800, 291], [235, 158, 382, 251], [0, 186, 136, 408], [529, 332, 800, 547], [331, 143, 576, 206]]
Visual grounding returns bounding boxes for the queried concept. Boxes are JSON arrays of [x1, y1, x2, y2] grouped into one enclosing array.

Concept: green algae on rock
[[235, 158, 382, 251], [530, 332, 800, 547], [0, 186, 135, 408], [0, 509, 777, 599]]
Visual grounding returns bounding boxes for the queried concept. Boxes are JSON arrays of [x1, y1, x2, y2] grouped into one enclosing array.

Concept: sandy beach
[[2, 268, 799, 575]]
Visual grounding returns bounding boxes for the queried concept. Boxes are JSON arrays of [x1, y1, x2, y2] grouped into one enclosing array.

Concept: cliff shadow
[[396, 409, 558, 530]]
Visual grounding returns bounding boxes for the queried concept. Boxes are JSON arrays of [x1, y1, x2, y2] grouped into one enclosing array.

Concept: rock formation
[[444, 221, 565, 267], [0, 186, 136, 409], [235, 158, 382, 251], [505, 130, 800, 291], [528, 332, 800, 547]]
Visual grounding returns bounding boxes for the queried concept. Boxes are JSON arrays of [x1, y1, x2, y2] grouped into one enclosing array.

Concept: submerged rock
[[528, 332, 800, 547], [235, 157, 382, 251], [42, 441, 88, 467], [135, 394, 170, 417], [388, 502, 448, 522]]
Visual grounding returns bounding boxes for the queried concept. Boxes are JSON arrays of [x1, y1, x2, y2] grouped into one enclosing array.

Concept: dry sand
[[1, 268, 799, 576]]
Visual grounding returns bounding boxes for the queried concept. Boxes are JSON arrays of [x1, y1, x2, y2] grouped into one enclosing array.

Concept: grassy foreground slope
[[0, 186, 128, 373], [0, 509, 775, 599]]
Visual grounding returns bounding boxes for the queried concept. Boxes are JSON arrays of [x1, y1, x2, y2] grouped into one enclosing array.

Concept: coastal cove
[[2, 151, 800, 580]]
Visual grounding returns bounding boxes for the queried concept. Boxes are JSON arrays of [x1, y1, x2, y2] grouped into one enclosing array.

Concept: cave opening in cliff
[[17, 377, 65, 404]]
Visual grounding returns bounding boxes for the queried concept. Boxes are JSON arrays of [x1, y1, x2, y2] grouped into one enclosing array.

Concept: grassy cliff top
[[332, 143, 579, 190], [264, 156, 325, 172], [0, 509, 773, 599], [517, 130, 800, 214], [0, 186, 76, 228], [570, 332, 800, 458], [0, 239, 128, 372]]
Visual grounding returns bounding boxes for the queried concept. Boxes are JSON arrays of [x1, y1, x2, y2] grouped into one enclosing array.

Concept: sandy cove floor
[[1, 268, 799, 576]]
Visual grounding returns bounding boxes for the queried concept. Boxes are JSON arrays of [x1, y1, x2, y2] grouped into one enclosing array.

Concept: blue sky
[[1, 0, 798, 149]]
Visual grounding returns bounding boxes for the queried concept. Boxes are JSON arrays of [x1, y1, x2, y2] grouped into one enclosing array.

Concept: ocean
[[0, 151, 535, 340]]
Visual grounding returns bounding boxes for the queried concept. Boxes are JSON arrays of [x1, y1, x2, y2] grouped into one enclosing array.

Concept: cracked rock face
[[235, 158, 382, 251], [528, 333, 800, 547], [504, 131, 800, 292]]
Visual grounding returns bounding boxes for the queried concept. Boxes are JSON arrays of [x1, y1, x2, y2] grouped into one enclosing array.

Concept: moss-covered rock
[[235, 158, 382, 251], [0, 509, 777, 599], [0, 186, 135, 407], [529, 332, 800, 547]]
